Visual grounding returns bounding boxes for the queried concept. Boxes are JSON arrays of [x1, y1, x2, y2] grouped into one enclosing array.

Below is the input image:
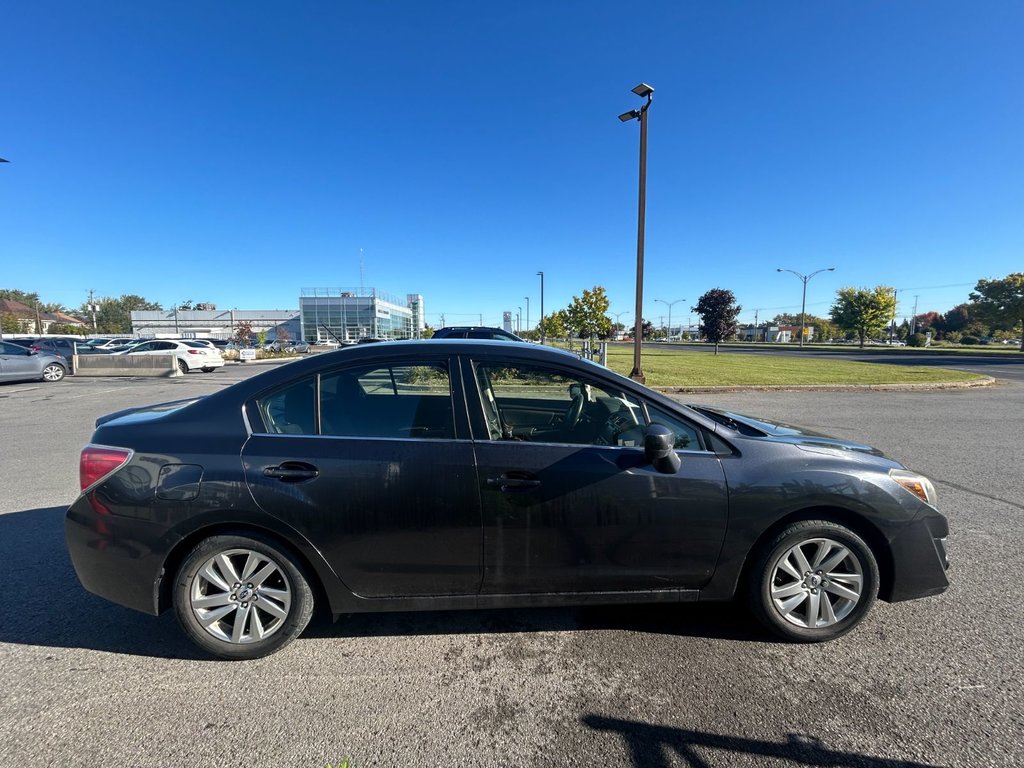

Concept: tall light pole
[[654, 298, 685, 341], [524, 296, 530, 334], [537, 271, 545, 344], [517, 307, 522, 334], [619, 82, 654, 383], [776, 267, 835, 347]]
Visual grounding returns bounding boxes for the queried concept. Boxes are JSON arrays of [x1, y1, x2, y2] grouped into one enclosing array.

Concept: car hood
[[687, 405, 884, 456]]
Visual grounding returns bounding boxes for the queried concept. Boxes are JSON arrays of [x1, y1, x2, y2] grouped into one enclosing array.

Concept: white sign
[[240, 348, 257, 361]]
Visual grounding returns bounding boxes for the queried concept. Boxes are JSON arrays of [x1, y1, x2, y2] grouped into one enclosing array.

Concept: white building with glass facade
[[299, 288, 425, 343]]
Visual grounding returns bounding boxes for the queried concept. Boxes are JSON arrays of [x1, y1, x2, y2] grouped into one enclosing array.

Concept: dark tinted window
[[320, 364, 453, 439], [0, 342, 30, 355]]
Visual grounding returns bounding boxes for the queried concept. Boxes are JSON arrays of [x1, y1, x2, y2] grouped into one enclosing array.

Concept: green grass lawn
[[602, 347, 986, 387]]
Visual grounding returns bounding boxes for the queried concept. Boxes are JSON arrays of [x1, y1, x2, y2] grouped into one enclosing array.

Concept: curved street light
[[654, 298, 686, 341], [619, 82, 654, 382], [776, 267, 836, 347]]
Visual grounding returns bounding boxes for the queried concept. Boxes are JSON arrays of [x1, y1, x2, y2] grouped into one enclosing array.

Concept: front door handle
[[487, 473, 541, 492], [264, 462, 319, 482]]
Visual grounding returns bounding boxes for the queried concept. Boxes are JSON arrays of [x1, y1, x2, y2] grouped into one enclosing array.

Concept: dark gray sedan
[[66, 340, 949, 659], [0, 340, 68, 383]]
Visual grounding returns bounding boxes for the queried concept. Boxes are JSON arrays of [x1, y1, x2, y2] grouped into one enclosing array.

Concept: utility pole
[[537, 271, 545, 345], [479, 314, 483, 326], [88, 288, 97, 331], [439, 313, 446, 327], [910, 295, 920, 335], [754, 308, 759, 342], [524, 296, 530, 333]]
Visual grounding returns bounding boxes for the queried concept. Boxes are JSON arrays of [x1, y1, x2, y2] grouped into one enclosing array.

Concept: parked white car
[[116, 339, 225, 374]]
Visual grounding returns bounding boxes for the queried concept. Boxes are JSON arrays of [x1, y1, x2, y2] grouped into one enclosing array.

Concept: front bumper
[[882, 507, 950, 603]]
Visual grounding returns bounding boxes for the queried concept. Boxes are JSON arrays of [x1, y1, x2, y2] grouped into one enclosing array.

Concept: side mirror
[[644, 424, 681, 475], [28, 349, 38, 356]]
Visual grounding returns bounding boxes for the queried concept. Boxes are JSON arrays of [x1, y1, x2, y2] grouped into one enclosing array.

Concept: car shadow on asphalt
[[582, 714, 942, 768], [0, 506, 205, 660], [2, 506, 770, 659]]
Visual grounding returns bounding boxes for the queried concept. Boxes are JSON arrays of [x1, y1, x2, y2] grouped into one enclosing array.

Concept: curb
[[652, 376, 996, 394]]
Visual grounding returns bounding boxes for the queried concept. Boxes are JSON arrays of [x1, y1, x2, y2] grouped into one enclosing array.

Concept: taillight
[[80, 445, 132, 491], [187, 349, 202, 355]]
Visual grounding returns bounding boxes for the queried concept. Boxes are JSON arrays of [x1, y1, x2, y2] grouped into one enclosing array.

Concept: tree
[[970, 273, 1024, 351], [770, 313, 837, 342], [88, 294, 163, 334], [640, 319, 655, 340], [564, 286, 611, 340], [829, 286, 897, 348], [538, 311, 567, 341], [692, 289, 741, 354], [194, 302, 217, 311], [1, 313, 21, 333], [0, 289, 41, 306], [234, 320, 256, 347]]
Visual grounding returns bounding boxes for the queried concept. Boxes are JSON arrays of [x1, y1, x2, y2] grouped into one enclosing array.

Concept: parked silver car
[[0, 341, 68, 383]]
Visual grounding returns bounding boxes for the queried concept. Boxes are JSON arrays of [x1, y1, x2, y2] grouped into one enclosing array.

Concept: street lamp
[[524, 296, 530, 334], [619, 82, 654, 382], [654, 298, 685, 341], [537, 271, 545, 344], [776, 267, 836, 348], [517, 307, 522, 334]]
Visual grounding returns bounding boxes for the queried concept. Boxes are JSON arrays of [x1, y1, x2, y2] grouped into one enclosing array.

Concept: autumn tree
[[971, 273, 1024, 351], [233, 320, 256, 347], [565, 286, 611, 340], [829, 286, 897, 348], [692, 289, 741, 354]]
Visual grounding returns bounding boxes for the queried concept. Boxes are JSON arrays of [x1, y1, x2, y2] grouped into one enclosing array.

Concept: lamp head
[[618, 110, 639, 122], [631, 83, 654, 98]]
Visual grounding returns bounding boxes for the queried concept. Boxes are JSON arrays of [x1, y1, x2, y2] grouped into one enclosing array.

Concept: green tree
[[538, 311, 567, 341], [564, 286, 611, 340], [1, 313, 21, 333], [829, 286, 897, 348], [970, 273, 1024, 351], [692, 288, 741, 354], [87, 294, 163, 334], [0, 289, 41, 306]]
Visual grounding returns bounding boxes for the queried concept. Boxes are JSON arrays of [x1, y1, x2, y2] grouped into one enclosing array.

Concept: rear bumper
[[882, 508, 950, 603], [185, 357, 225, 370], [65, 494, 167, 615]]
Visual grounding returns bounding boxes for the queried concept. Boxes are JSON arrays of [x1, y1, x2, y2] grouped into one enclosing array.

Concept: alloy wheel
[[769, 537, 864, 629], [189, 549, 293, 644], [42, 364, 65, 382]]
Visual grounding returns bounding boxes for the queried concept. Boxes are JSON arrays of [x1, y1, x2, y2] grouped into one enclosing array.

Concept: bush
[[960, 335, 979, 345], [907, 333, 928, 347]]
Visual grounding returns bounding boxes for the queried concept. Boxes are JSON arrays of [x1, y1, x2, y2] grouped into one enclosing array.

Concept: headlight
[[890, 469, 938, 506]]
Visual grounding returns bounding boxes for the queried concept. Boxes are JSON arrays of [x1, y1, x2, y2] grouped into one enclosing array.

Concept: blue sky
[[2, 1, 1021, 329]]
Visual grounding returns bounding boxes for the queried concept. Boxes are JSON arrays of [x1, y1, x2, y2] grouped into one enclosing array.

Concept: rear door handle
[[487, 473, 541, 492], [264, 462, 319, 482]]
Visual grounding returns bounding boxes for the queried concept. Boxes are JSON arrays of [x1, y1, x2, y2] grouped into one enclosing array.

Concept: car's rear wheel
[[176, 358, 189, 375], [748, 520, 878, 642], [201, 367, 216, 373], [173, 534, 314, 659], [41, 363, 66, 382]]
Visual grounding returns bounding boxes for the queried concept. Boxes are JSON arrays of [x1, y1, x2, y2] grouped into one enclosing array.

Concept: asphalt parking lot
[[1, 364, 1021, 768]]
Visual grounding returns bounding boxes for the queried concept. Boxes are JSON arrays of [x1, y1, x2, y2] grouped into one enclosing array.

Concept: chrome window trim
[[249, 432, 474, 444]]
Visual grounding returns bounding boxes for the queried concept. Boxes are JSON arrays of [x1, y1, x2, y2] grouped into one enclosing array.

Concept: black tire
[[41, 363, 66, 382], [201, 367, 215, 373], [177, 358, 189, 375], [747, 519, 879, 642], [173, 534, 315, 660]]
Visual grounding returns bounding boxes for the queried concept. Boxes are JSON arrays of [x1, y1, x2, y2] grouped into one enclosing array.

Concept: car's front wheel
[[177, 358, 189, 374], [41, 363, 66, 382], [173, 534, 315, 659], [748, 520, 879, 642]]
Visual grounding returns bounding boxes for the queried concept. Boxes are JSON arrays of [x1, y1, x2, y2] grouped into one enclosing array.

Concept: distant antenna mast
[[359, 248, 365, 294]]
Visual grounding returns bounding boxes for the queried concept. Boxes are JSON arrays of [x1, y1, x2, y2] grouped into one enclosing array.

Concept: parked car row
[[0, 340, 69, 383]]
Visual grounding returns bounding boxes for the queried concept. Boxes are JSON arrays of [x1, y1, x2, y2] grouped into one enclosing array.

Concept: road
[[647, 342, 1024, 382], [1, 365, 1021, 768]]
